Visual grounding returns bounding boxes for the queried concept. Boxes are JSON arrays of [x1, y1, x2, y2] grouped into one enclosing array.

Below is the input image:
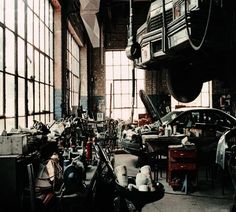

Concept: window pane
[[122, 109, 131, 120], [46, 114, 50, 123], [40, 53, 45, 82], [5, 74, 15, 117], [202, 81, 210, 92], [40, 114, 45, 124], [27, 8, 33, 44], [27, 0, 33, 9], [6, 118, 15, 131], [113, 66, 121, 79], [28, 80, 33, 114], [40, 21, 45, 51], [45, 57, 49, 84], [18, 37, 25, 77], [27, 44, 33, 78], [106, 81, 112, 94], [121, 66, 129, 79], [34, 50, 39, 81], [73, 93, 78, 107], [137, 79, 145, 91], [18, 78, 25, 116], [50, 86, 53, 112], [121, 81, 130, 94], [105, 52, 113, 65], [18, 117, 26, 128], [34, 15, 39, 48], [0, 27, 3, 70], [50, 59, 53, 85], [106, 68, 113, 80], [0, 72, 3, 115], [45, 29, 49, 55], [49, 31, 53, 58], [67, 52, 71, 70], [50, 113, 54, 122], [40, 0, 45, 22], [35, 82, 39, 112], [122, 95, 131, 107], [34, 0, 39, 16], [136, 68, 145, 79], [202, 93, 210, 107], [114, 81, 121, 94], [73, 76, 79, 92], [34, 115, 40, 122], [40, 84, 45, 112], [0, 119, 4, 131], [72, 58, 79, 76], [0, 0, 3, 23], [114, 95, 121, 108], [45, 86, 49, 111], [113, 52, 121, 65], [45, 0, 49, 27], [5, 30, 15, 74], [18, 0, 25, 38], [5, 0, 15, 31], [28, 115, 34, 128], [49, 4, 53, 30]]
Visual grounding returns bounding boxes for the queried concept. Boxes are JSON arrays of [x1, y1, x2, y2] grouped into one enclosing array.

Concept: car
[[216, 128, 236, 170], [121, 90, 236, 164], [216, 127, 236, 211], [132, 0, 236, 103]]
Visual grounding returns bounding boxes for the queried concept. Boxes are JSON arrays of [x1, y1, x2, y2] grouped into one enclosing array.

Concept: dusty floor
[[114, 152, 234, 212]]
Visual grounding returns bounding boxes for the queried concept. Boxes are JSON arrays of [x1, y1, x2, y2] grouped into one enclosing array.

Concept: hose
[[184, 0, 213, 51]]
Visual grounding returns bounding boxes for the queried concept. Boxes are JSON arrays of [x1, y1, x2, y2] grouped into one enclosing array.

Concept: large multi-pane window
[[105, 51, 145, 121], [0, 0, 54, 131], [67, 31, 80, 112]]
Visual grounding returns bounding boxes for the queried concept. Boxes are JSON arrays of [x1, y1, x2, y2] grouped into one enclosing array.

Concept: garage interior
[[0, 0, 236, 211]]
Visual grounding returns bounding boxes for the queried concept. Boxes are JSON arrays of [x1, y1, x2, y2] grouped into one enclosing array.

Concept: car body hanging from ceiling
[[126, 0, 236, 103]]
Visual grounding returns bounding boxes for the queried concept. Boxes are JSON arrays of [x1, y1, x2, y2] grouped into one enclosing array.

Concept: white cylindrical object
[[136, 172, 148, 188], [139, 184, 149, 192], [115, 165, 128, 187], [140, 165, 151, 176]]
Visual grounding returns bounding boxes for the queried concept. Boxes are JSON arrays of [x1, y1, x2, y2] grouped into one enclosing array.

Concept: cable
[[162, 0, 168, 52], [184, 0, 213, 51]]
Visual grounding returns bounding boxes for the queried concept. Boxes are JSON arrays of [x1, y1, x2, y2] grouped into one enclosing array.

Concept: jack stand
[[181, 174, 188, 194]]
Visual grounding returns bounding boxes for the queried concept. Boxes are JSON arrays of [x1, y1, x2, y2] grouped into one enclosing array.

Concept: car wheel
[[166, 65, 203, 103]]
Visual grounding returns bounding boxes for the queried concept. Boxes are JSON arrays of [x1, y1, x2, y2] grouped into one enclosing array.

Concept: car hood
[[216, 132, 228, 170], [139, 89, 162, 124], [216, 128, 236, 170]]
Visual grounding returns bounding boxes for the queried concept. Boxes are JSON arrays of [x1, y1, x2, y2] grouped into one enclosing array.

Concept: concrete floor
[[114, 152, 234, 212]]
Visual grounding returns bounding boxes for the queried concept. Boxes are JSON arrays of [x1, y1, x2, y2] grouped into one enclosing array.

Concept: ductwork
[[80, 0, 100, 48]]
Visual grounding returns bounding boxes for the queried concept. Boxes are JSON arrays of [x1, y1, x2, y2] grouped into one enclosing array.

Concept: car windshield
[[161, 111, 183, 125]]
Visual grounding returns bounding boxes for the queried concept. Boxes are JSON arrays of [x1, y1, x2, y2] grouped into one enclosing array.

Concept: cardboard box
[[0, 134, 28, 155]]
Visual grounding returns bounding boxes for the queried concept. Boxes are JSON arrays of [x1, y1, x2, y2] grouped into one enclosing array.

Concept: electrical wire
[[162, 0, 168, 52], [184, 0, 213, 51]]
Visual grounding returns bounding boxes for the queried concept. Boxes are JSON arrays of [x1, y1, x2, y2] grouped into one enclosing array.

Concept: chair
[[27, 163, 36, 212], [26, 163, 55, 212]]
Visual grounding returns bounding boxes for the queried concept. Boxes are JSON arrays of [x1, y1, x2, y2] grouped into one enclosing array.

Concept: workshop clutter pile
[[114, 164, 165, 211], [0, 113, 120, 211], [115, 164, 160, 192]]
